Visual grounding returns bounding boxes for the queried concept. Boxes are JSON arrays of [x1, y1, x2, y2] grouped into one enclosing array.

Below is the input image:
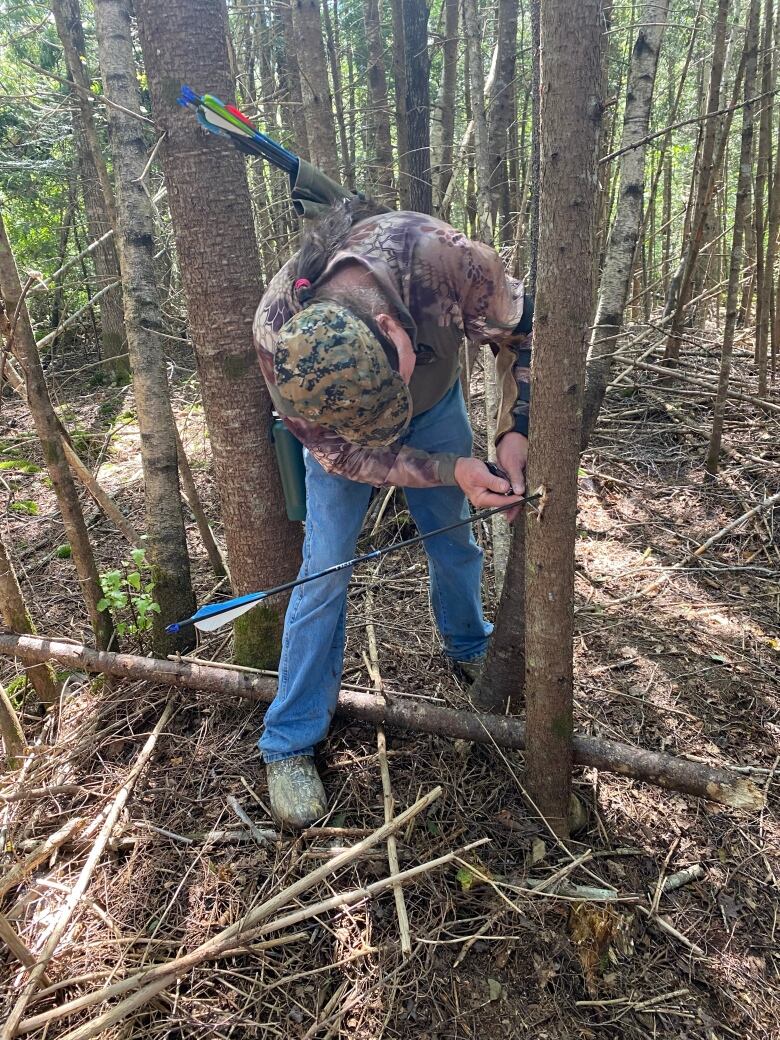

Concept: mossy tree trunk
[[134, 0, 303, 668], [93, 0, 196, 654], [0, 207, 115, 652]]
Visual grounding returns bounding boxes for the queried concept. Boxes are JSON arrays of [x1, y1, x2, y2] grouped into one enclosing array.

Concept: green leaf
[[130, 548, 147, 569], [126, 572, 141, 591], [455, 866, 475, 891], [11, 499, 38, 515], [97, 598, 110, 612]]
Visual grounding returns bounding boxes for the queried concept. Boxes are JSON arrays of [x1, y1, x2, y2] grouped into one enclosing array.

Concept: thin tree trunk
[[363, 0, 396, 203], [290, 0, 340, 181], [524, 0, 602, 837], [0, 531, 59, 707], [402, 0, 432, 214], [0, 210, 115, 652], [487, 0, 519, 238], [275, 0, 310, 160], [321, 0, 352, 186], [93, 0, 196, 655], [389, 0, 412, 208], [582, 0, 669, 444], [134, 0, 303, 668], [462, 0, 492, 242], [430, 0, 458, 211], [754, 0, 774, 393], [0, 684, 25, 770], [706, 0, 761, 474], [663, 0, 733, 364], [527, 0, 541, 294], [52, 0, 129, 383]]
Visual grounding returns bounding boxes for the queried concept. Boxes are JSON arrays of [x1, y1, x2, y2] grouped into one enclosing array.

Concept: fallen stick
[[621, 357, 780, 414], [16, 788, 445, 1037], [0, 700, 175, 1040], [0, 635, 765, 811], [0, 914, 52, 985], [0, 815, 87, 900]]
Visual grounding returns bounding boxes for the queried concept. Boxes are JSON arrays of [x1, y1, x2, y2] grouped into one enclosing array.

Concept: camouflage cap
[[274, 301, 412, 447]]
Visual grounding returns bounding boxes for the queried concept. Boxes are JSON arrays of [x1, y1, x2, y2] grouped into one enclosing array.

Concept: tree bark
[[290, 0, 340, 181], [363, 0, 396, 203], [93, 0, 196, 655], [0, 531, 59, 706], [52, 0, 128, 383], [0, 634, 764, 809], [582, 0, 669, 444], [0, 211, 115, 652], [402, 0, 432, 214], [133, 0, 303, 667], [524, 0, 602, 837], [706, 0, 761, 474]]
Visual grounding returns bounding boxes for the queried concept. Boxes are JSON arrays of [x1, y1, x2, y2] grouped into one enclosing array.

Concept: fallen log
[[0, 633, 764, 810]]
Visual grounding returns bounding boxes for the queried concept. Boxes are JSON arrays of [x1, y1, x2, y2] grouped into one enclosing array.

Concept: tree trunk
[[582, 0, 669, 444], [706, 0, 761, 474], [0, 634, 764, 809], [430, 0, 458, 211], [52, 0, 128, 383], [363, 0, 396, 203], [524, 0, 602, 837], [753, 0, 774, 393], [462, 0, 493, 242], [389, 0, 412, 209], [527, 0, 541, 294], [0, 209, 115, 652], [0, 531, 59, 707], [487, 0, 519, 239], [274, 0, 310, 161], [290, 0, 340, 181], [321, 0, 353, 186], [0, 684, 25, 770], [663, 0, 732, 365], [133, 0, 303, 668], [93, 0, 196, 655], [402, 0, 432, 214]]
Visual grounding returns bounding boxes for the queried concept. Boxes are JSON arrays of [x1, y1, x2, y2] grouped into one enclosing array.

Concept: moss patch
[[233, 605, 283, 670]]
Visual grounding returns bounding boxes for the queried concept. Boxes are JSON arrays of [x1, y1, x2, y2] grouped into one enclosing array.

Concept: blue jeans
[[260, 381, 491, 762]]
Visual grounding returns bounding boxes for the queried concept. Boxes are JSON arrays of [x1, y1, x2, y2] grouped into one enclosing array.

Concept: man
[[253, 202, 532, 827]]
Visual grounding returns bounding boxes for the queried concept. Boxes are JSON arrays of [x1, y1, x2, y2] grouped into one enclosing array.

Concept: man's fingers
[[485, 470, 511, 495]]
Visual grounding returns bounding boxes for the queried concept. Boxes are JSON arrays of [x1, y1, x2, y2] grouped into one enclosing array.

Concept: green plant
[[98, 548, 160, 641], [55, 544, 72, 558], [0, 459, 41, 474], [11, 499, 39, 515]]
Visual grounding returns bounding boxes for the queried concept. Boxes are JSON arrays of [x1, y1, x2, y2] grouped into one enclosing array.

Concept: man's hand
[[496, 432, 529, 522], [454, 457, 523, 512]]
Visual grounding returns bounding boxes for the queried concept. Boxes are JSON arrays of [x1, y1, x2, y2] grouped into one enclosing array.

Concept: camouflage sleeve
[[457, 241, 531, 442], [282, 416, 459, 488]]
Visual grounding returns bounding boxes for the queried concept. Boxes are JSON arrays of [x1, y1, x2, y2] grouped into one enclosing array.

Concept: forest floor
[[1, 327, 779, 1039]]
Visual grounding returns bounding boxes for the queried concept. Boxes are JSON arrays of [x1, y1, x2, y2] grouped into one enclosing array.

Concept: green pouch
[[271, 417, 306, 522], [289, 159, 351, 220]]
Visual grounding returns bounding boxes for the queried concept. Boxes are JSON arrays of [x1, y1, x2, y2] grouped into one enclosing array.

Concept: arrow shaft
[[172, 495, 538, 632]]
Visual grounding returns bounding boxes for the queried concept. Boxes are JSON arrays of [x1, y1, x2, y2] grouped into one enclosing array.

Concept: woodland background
[[0, 0, 778, 1037]]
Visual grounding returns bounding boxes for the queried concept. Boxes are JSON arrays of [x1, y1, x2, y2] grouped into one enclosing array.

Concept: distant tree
[[290, 0, 340, 180], [401, 0, 432, 213], [93, 0, 196, 654], [52, 0, 128, 382]]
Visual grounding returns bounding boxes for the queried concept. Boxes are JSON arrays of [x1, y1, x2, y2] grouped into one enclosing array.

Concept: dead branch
[[0, 634, 764, 810]]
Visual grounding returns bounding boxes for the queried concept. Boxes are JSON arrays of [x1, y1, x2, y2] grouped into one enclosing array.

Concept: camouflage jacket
[[253, 211, 531, 488]]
